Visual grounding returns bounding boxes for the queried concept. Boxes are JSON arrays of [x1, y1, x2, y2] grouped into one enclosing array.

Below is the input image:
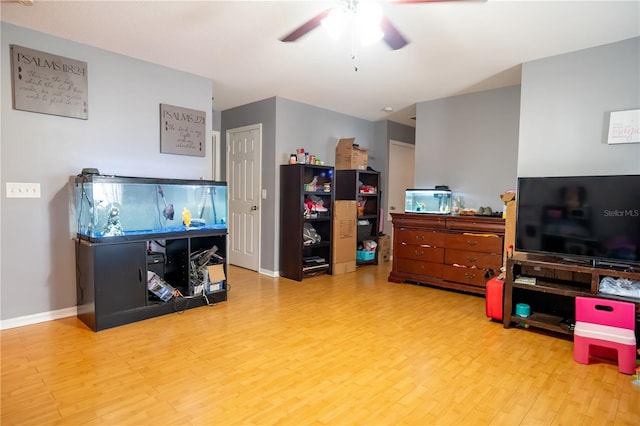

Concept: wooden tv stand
[[503, 253, 640, 335]]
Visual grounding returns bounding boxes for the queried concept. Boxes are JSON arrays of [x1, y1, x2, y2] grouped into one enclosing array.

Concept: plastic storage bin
[[357, 250, 376, 261]]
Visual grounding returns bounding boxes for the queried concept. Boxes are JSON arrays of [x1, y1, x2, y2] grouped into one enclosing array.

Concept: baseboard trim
[[2, 267, 284, 330], [259, 268, 278, 277], [0, 306, 77, 330]]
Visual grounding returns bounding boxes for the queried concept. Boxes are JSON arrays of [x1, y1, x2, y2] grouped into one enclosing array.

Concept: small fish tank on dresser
[[73, 171, 227, 242], [404, 188, 452, 214]]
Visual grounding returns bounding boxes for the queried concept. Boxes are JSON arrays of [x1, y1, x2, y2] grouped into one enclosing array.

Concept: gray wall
[[387, 121, 416, 146], [212, 109, 222, 133], [1, 23, 214, 322], [518, 37, 640, 176], [415, 86, 521, 212], [275, 97, 374, 167]]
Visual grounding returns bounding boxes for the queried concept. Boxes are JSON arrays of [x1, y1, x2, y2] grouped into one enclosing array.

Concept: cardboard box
[[333, 261, 357, 275], [378, 234, 391, 263], [332, 201, 357, 274], [335, 137, 368, 170]]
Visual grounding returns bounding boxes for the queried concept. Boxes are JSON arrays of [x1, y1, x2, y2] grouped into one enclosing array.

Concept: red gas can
[[486, 277, 504, 321]]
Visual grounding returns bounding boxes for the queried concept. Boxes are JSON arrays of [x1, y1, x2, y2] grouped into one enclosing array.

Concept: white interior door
[[227, 124, 261, 271], [388, 140, 415, 251]]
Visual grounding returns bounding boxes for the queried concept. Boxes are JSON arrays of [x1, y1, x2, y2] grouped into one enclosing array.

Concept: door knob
[[390, 206, 396, 210], [251, 205, 258, 211]]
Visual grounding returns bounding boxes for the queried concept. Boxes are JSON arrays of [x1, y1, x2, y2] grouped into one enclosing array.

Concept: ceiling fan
[[280, 0, 467, 51]]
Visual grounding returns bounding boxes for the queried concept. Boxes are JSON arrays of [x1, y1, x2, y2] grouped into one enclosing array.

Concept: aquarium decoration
[[102, 204, 124, 237], [157, 186, 175, 220]]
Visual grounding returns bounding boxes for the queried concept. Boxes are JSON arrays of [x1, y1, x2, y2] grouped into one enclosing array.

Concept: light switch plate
[[6, 182, 41, 198]]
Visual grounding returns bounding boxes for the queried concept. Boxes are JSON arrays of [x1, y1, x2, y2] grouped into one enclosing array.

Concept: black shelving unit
[[335, 169, 381, 265], [280, 164, 335, 281]]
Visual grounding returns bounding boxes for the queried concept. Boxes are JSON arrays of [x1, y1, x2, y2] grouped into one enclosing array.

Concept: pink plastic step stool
[[573, 296, 637, 374]]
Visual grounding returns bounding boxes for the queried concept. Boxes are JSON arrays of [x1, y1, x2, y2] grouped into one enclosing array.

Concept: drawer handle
[[466, 257, 478, 262], [415, 250, 424, 256], [420, 244, 431, 248], [466, 240, 478, 246], [401, 241, 408, 246], [464, 273, 476, 279]]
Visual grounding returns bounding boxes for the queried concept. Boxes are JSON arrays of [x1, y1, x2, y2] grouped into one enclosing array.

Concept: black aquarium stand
[[75, 230, 227, 331]]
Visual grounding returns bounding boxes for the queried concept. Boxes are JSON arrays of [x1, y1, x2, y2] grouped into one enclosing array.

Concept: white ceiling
[[1, 0, 639, 127]]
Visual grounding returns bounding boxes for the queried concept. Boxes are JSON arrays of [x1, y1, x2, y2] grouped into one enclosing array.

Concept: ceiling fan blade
[[280, 8, 333, 42], [380, 16, 409, 50]]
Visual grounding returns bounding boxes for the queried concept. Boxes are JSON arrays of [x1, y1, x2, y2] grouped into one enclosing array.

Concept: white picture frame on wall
[[607, 109, 639, 144]]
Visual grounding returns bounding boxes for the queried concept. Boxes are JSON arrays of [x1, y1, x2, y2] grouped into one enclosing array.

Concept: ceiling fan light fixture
[[321, 8, 348, 40], [356, 0, 384, 46], [357, 0, 383, 24], [360, 25, 384, 46]]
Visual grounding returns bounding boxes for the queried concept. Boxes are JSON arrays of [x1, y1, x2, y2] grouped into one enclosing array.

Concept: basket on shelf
[[357, 221, 372, 240], [357, 250, 376, 261]]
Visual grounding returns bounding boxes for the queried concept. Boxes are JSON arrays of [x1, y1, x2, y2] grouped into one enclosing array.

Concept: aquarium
[[73, 174, 227, 242], [404, 188, 452, 214]]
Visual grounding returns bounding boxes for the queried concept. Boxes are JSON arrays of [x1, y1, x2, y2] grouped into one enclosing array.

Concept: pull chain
[[351, 15, 359, 72]]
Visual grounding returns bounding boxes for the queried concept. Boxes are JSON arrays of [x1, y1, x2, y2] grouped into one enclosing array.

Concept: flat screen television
[[515, 175, 640, 268]]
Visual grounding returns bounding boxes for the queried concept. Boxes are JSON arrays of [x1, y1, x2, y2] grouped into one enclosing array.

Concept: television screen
[[515, 175, 640, 266]]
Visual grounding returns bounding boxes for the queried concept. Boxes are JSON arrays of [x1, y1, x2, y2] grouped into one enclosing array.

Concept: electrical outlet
[[6, 182, 41, 198]]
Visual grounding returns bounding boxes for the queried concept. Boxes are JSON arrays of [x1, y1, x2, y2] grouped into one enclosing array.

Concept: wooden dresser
[[389, 213, 505, 295]]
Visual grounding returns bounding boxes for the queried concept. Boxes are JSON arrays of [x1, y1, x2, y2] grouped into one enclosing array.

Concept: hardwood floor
[[2, 263, 639, 425]]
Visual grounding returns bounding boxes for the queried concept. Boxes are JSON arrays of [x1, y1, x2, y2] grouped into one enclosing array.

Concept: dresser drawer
[[442, 265, 488, 288], [445, 249, 503, 270], [445, 233, 503, 254], [395, 244, 444, 263], [395, 228, 446, 247], [446, 217, 505, 234], [396, 258, 443, 278], [392, 214, 445, 229]]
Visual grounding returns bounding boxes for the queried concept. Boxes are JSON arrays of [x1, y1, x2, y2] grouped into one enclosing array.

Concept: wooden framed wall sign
[[10, 45, 88, 119], [160, 104, 206, 157]]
